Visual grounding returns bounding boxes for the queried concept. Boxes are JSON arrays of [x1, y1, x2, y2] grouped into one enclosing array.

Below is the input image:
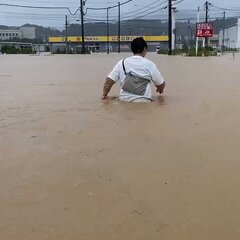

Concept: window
[[2, 33, 4, 36], [12, 33, 15, 36], [9, 33, 11, 36], [0, 33, 1, 36], [6, 33, 8, 36], [16, 33, 18, 36]]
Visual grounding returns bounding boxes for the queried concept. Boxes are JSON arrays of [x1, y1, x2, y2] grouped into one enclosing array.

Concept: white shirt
[[108, 55, 164, 102]]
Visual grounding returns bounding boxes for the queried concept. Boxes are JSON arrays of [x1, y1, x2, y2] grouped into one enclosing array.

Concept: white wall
[[0, 29, 22, 40], [225, 26, 237, 49], [236, 19, 240, 48], [20, 27, 36, 39], [219, 19, 240, 49]]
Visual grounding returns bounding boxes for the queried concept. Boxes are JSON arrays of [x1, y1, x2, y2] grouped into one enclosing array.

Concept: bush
[[1, 46, 20, 54], [187, 47, 213, 57], [157, 49, 169, 55], [1, 45, 35, 54], [157, 46, 216, 57]]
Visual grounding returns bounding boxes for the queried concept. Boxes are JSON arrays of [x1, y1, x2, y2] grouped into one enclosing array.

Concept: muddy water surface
[[1, 53, 240, 240]]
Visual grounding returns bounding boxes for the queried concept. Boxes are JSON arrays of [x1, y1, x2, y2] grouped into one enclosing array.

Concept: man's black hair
[[131, 37, 148, 54]]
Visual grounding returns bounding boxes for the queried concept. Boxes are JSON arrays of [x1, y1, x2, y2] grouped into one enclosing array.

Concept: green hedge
[[157, 46, 216, 57], [1, 45, 35, 54], [187, 47, 217, 57]]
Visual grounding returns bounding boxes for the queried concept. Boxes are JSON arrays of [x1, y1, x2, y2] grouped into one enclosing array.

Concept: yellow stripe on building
[[49, 36, 168, 43], [144, 36, 168, 41]]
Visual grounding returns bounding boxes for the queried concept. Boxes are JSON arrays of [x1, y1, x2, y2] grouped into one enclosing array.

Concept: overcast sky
[[1, 0, 240, 28]]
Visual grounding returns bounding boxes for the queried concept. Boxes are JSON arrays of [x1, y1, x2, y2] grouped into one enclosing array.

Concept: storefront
[[48, 35, 169, 53]]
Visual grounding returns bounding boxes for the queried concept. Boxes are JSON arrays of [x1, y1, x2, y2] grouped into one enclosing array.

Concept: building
[[0, 27, 36, 40], [48, 35, 169, 53], [219, 18, 240, 49], [0, 29, 22, 40], [33, 44, 50, 52], [209, 34, 219, 48], [19, 27, 36, 39]]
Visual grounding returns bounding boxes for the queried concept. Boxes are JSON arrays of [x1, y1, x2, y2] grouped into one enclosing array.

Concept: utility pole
[[222, 11, 226, 51], [205, 1, 209, 46], [65, 15, 68, 54], [172, 0, 177, 52], [80, 0, 86, 54], [187, 19, 190, 43], [168, 0, 172, 55], [196, 6, 200, 56], [118, 2, 121, 53], [107, 8, 110, 54]]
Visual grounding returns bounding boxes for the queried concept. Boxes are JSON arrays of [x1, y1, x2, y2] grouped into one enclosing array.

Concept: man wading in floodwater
[[102, 37, 166, 103]]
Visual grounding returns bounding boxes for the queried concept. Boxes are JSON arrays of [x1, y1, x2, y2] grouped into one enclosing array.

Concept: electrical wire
[[209, 3, 240, 12], [122, 6, 167, 20], [86, 0, 133, 10], [0, 3, 80, 15], [120, 0, 168, 17], [86, 0, 168, 19], [85, 0, 169, 22], [0, 0, 238, 27], [120, 0, 185, 21]]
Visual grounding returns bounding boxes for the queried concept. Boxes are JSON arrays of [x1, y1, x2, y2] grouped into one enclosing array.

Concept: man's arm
[[156, 81, 166, 94], [152, 67, 166, 94], [103, 61, 121, 100], [102, 77, 116, 100]]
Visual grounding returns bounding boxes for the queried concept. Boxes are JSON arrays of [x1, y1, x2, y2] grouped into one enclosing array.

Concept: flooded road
[[1, 53, 240, 240]]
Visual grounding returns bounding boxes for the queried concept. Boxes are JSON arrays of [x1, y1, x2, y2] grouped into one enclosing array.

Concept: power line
[[0, 3, 80, 15], [120, 1, 168, 19], [85, 0, 133, 11], [121, 0, 184, 21], [123, 6, 167, 20], [83, 15, 237, 23], [0, 1, 236, 26], [174, 0, 184, 5], [0, 9, 170, 22], [86, 2, 169, 22], [85, 10, 227, 22], [88, 0, 168, 19], [208, 3, 240, 11], [120, 0, 168, 17]]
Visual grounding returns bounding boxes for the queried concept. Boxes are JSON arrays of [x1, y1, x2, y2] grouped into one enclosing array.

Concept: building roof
[[219, 18, 239, 32]]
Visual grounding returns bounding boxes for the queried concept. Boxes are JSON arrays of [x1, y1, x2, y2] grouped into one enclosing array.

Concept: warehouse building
[[219, 18, 240, 49]]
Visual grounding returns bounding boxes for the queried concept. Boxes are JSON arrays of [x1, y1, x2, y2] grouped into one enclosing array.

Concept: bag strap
[[122, 59, 127, 75]]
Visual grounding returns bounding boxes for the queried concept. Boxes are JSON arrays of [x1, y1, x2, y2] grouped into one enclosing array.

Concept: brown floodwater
[[1, 53, 240, 240]]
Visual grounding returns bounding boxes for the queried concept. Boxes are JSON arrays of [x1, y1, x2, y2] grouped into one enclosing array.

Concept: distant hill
[[58, 17, 239, 37], [0, 25, 12, 29], [64, 18, 238, 38]]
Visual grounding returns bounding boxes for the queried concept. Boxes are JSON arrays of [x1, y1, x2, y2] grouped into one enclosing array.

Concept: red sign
[[196, 22, 213, 37]]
